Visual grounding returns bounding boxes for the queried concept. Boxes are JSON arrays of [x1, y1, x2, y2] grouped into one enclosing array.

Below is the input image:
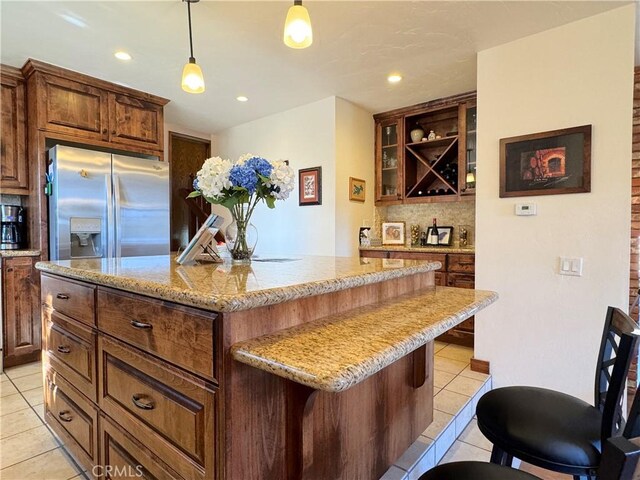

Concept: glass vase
[[225, 207, 258, 263]]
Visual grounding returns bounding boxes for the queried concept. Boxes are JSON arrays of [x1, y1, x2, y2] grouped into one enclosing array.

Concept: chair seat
[[419, 461, 540, 480], [476, 386, 603, 472]]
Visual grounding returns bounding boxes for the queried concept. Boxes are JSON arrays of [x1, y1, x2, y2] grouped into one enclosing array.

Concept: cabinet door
[[375, 118, 403, 204], [3, 257, 42, 367], [37, 74, 108, 140], [0, 74, 28, 193], [108, 93, 163, 151], [446, 272, 475, 289]]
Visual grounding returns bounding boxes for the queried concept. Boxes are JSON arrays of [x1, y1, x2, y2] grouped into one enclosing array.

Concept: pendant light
[[181, 0, 205, 94], [283, 0, 313, 49]]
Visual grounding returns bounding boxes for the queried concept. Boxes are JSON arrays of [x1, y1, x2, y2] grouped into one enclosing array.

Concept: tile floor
[[0, 347, 563, 480], [0, 361, 86, 479]]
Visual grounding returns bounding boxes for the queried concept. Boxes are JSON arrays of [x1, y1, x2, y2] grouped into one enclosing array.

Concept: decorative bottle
[[429, 218, 439, 245]]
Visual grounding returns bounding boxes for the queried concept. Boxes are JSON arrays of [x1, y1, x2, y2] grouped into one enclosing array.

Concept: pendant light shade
[[182, 0, 205, 94], [182, 57, 205, 94], [283, 0, 312, 49]]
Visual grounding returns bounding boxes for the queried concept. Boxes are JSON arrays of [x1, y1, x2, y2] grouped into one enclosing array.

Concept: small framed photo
[[349, 177, 366, 202], [382, 222, 405, 245], [426, 226, 453, 246], [299, 167, 322, 205], [500, 125, 591, 198]]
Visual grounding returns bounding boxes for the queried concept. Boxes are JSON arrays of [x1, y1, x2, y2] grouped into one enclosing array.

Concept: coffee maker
[[1, 205, 26, 250]]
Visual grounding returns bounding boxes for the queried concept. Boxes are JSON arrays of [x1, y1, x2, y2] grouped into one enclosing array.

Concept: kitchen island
[[36, 255, 497, 480]]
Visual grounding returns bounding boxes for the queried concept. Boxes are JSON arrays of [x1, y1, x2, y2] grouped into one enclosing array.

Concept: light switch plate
[[559, 257, 583, 276]]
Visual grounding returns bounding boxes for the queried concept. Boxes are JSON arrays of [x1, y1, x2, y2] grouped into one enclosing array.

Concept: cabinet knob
[[6, 268, 13, 272], [112, 130, 116, 135], [56, 345, 71, 355], [58, 410, 73, 423], [56, 293, 69, 300], [131, 394, 155, 410], [102, 128, 108, 134]]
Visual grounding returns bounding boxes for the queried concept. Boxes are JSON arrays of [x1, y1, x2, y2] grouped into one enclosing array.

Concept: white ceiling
[[0, 1, 631, 133]]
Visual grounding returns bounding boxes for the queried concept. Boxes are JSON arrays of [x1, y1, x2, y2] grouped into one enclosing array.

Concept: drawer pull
[[58, 410, 73, 422], [56, 345, 71, 354], [130, 320, 153, 330], [132, 394, 155, 410], [56, 293, 70, 300], [457, 262, 474, 266]]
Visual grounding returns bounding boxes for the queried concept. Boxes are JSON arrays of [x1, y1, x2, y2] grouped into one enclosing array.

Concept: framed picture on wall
[[299, 167, 322, 205], [426, 226, 453, 246], [499, 125, 592, 198], [382, 222, 405, 245], [349, 177, 366, 202]]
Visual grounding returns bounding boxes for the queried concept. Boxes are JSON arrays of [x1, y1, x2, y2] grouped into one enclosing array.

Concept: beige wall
[[335, 98, 375, 256], [475, 5, 635, 402], [216, 97, 338, 256]]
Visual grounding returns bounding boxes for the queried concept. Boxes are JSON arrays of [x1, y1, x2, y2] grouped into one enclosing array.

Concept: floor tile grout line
[[457, 437, 493, 453], [0, 423, 45, 441], [0, 444, 60, 471]]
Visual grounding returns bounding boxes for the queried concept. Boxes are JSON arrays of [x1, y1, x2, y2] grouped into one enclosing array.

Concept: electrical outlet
[[559, 257, 583, 276]]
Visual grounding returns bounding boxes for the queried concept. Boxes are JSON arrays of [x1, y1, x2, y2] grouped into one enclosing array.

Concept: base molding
[[470, 357, 490, 374]]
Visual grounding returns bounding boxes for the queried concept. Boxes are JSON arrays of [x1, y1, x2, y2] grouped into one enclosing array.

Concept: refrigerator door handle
[[105, 174, 114, 259], [113, 174, 122, 258]]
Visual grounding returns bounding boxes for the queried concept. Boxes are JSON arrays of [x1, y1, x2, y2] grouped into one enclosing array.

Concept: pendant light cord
[[187, 1, 195, 60]]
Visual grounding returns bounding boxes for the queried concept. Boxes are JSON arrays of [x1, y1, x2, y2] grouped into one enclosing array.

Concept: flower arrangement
[[190, 154, 295, 261]]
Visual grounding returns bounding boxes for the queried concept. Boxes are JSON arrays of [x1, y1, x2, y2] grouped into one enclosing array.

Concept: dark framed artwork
[[499, 125, 591, 198], [298, 167, 322, 206], [426, 226, 453, 246]]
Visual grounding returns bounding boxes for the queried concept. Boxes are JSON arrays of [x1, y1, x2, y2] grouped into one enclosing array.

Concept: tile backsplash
[[0, 194, 25, 206], [374, 202, 475, 247]]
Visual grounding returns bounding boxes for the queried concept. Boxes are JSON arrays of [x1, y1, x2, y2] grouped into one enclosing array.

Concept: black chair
[[474, 307, 640, 480], [418, 435, 640, 480]]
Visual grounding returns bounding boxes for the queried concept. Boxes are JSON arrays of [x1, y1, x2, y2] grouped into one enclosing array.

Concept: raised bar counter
[[35, 254, 497, 480]]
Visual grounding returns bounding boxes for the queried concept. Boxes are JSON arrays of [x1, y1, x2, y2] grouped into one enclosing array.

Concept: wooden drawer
[[45, 366, 99, 472], [100, 415, 183, 480], [97, 288, 215, 381], [448, 254, 475, 274], [359, 249, 389, 259], [389, 251, 446, 270], [44, 309, 97, 402], [434, 272, 447, 286], [446, 273, 475, 289], [98, 336, 215, 480], [42, 274, 96, 326]]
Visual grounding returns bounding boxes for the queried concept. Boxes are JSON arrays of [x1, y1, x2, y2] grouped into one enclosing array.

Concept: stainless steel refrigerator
[[48, 145, 170, 260]]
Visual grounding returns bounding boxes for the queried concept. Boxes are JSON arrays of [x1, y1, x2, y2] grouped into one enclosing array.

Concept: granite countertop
[[0, 250, 41, 258], [232, 286, 497, 392], [359, 245, 475, 254], [35, 254, 442, 312]]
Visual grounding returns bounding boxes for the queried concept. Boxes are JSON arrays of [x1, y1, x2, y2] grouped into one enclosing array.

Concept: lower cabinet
[[360, 249, 475, 346], [2, 255, 42, 367]]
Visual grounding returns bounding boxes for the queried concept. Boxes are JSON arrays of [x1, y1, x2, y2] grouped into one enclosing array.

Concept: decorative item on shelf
[[283, 0, 313, 49], [299, 167, 322, 205], [359, 226, 371, 247], [420, 231, 427, 247], [369, 237, 382, 247], [384, 185, 397, 196], [435, 135, 442, 139], [382, 150, 389, 168], [410, 127, 424, 143], [427, 218, 439, 245], [427, 225, 454, 246], [421, 137, 428, 142], [458, 225, 473, 247], [349, 177, 366, 202], [381, 222, 405, 245], [190, 154, 295, 263], [181, 0, 205, 94], [410, 224, 420, 246], [428, 130, 436, 141]]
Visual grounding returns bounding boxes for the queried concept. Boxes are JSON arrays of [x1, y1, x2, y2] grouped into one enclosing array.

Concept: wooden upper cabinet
[[0, 65, 28, 193], [23, 59, 169, 156], [108, 93, 163, 151], [36, 74, 108, 141]]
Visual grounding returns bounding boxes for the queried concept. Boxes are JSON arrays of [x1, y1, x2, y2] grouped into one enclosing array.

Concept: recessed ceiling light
[[114, 51, 132, 61], [387, 74, 403, 84], [236, 96, 249, 102]]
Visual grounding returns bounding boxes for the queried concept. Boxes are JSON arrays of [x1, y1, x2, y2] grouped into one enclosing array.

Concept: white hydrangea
[[237, 153, 256, 165], [196, 156, 233, 199], [268, 160, 295, 200]]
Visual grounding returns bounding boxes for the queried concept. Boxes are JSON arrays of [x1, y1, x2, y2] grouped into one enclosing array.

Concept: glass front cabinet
[[374, 92, 476, 205]]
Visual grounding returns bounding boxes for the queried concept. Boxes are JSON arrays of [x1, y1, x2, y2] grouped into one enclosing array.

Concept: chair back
[[595, 307, 640, 441], [598, 436, 640, 480]]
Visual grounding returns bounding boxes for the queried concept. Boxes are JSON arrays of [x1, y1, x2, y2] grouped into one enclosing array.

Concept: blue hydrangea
[[229, 164, 258, 193], [192, 177, 200, 191], [245, 156, 273, 178]]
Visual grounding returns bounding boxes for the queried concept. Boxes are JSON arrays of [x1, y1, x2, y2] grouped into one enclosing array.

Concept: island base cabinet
[[100, 415, 184, 480], [44, 365, 99, 478]]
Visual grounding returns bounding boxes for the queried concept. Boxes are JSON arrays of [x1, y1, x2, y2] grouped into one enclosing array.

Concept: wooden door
[[108, 93, 163, 151], [169, 132, 211, 251], [36, 73, 108, 140], [3, 256, 42, 367], [0, 68, 28, 193]]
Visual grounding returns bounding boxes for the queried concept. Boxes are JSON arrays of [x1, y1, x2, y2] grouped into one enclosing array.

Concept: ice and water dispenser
[[70, 217, 102, 258]]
